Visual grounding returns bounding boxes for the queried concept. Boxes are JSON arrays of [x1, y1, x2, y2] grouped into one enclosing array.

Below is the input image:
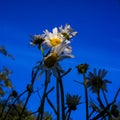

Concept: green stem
[[19, 92, 31, 120], [102, 89, 108, 105], [114, 88, 120, 102], [37, 70, 49, 120], [57, 70, 65, 120], [83, 73, 89, 120], [97, 93, 105, 109], [67, 109, 71, 120], [56, 78, 60, 120], [88, 109, 95, 118], [47, 96, 57, 115]]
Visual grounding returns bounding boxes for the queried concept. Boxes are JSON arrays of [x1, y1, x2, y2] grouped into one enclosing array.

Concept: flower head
[[11, 90, 18, 98], [86, 68, 112, 94], [59, 24, 77, 40], [66, 93, 81, 110], [30, 34, 45, 46], [44, 27, 64, 47], [44, 40, 74, 68], [37, 40, 74, 79], [30, 24, 77, 79], [76, 63, 89, 74]]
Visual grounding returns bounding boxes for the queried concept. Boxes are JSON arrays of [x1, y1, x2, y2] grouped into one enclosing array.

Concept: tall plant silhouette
[[0, 24, 120, 120]]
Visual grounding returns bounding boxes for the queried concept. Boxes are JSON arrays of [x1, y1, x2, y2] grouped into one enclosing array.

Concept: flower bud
[[11, 90, 18, 98], [76, 63, 89, 74]]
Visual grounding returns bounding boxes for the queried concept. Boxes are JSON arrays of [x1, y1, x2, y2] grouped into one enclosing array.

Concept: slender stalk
[[3, 90, 27, 120], [18, 65, 40, 120], [37, 70, 49, 120], [67, 109, 71, 120], [12, 90, 27, 104], [102, 89, 108, 105], [97, 93, 105, 109], [61, 68, 72, 78], [114, 88, 120, 102], [57, 70, 65, 120], [56, 77, 60, 120], [31, 62, 42, 85], [83, 73, 89, 120], [88, 109, 95, 118], [19, 92, 31, 120], [47, 97, 57, 115]]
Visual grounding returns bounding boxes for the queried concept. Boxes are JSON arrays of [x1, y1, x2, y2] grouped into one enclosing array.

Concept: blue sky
[[0, 0, 120, 119]]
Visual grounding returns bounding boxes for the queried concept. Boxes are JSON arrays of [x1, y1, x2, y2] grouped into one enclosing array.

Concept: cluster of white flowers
[[30, 24, 77, 78]]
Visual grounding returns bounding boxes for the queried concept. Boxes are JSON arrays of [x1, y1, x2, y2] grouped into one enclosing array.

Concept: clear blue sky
[[0, 0, 120, 119]]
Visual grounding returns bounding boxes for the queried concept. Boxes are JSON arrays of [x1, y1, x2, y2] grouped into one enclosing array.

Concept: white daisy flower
[[44, 27, 64, 47], [30, 24, 77, 79], [44, 40, 74, 68], [59, 24, 77, 40], [37, 40, 74, 78]]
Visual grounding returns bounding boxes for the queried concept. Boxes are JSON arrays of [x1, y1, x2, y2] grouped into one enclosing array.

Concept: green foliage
[[0, 46, 13, 97]]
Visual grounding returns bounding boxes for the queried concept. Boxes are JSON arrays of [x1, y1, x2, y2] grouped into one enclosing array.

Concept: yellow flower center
[[44, 53, 58, 68], [50, 38, 61, 46]]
